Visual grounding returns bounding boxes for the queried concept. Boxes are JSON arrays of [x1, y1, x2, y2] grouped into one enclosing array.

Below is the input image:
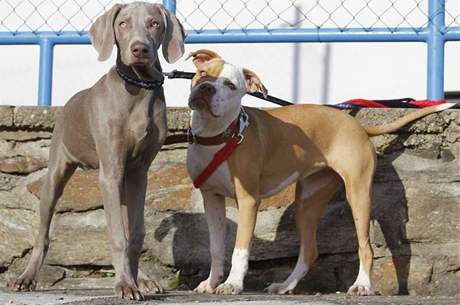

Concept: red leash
[[193, 137, 240, 188]]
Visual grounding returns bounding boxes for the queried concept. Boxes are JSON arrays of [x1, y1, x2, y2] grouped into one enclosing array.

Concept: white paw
[[193, 279, 216, 294], [347, 284, 374, 296], [266, 282, 294, 294], [215, 282, 243, 295]]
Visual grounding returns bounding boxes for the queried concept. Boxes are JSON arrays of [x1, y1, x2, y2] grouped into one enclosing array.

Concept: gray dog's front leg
[[124, 167, 163, 293], [99, 160, 143, 301]]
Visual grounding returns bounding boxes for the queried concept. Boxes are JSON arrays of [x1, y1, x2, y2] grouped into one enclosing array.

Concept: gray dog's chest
[[128, 96, 166, 160]]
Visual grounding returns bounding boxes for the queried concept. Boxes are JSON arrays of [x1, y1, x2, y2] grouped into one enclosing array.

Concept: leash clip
[[234, 134, 244, 144], [234, 108, 249, 145]]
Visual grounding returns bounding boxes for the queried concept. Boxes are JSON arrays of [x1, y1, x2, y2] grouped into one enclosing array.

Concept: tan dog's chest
[[186, 140, 324, 200], [187, 144, 236, 197]]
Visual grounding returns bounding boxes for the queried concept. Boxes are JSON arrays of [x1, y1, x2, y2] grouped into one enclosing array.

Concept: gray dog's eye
[[149, 20, 160, 28], [119, 21, 127, 28]]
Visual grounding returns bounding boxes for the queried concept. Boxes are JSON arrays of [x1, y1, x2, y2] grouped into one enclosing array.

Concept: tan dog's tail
[[364, 103, 456, 137]]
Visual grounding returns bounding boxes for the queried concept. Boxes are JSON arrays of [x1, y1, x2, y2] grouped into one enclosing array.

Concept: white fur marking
[[352, 262, 371, 288], [225, 248, 249, 286], [267, 247, 309, 293], [435, 103, 456, 112]]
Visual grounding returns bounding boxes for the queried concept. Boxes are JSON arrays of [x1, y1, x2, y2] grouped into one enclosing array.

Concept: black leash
[[163, 70, 459, 109], [163, 70, 294, 107]]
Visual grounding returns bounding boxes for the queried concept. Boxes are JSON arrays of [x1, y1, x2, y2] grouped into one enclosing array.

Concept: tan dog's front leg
[[194, 191, 226, 293], [215, 179, 259, 295]]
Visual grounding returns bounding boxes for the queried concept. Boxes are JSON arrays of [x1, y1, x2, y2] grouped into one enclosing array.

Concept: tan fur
[[364, 104, 446, 136], [187, 49, 450, 296]]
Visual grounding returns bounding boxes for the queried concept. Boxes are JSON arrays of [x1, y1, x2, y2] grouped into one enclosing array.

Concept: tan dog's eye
[[150, 20, 160, 28], [200, 71, 207, 77], [224, 80, 236, 90], [119, 21, 127, 28]]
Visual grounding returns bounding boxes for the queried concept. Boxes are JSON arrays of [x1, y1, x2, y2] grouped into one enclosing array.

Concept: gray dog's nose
[[198, 83, 216, 95], [131, 42, 149, 58]]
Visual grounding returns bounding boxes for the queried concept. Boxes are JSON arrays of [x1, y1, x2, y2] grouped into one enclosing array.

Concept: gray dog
[[9, 2, 185, 300]]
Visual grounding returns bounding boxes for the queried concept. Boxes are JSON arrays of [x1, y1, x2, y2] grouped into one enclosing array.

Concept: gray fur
[[9, 2, 185, 301]]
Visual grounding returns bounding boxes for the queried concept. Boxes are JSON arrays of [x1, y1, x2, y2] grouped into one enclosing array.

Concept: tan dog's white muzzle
[[189, 82, 217, 110]]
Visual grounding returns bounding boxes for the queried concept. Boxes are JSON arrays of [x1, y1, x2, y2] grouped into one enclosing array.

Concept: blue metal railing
[[0, 0, 458, 106]]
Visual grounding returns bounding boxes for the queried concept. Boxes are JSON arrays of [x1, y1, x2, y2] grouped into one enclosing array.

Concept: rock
[[1, 253, 66, 289], [52, 277, 115, 289], [430, 256, 460, 296], [0, 208, 37, 268], [444, 121, 460, 143], [13, 139, 52, 161], [166, 107, 190, 131], [27, 170, 103, 213], [47, 209, 111, 266], [0, 107, 459, 296], [146, 163, 193, 211], [0, 130, 52, 142], [0, 140, 14, 158], [0, 156, 47, 174], [404, 182, 460, 244], [0, 106, 13, 127], [0, 191, 32, 211], [0, 173, 19, 191], [372, 256, 433, 296], [13, 106, 59, 130], [403, 134, 442, 158]]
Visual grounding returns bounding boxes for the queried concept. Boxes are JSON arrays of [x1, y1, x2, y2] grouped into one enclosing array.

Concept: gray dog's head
[[89, 2, 185, 66]]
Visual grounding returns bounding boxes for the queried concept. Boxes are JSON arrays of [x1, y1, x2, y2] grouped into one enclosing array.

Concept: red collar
[[192, 109, 249, 188], [188, 117, 240, 145]]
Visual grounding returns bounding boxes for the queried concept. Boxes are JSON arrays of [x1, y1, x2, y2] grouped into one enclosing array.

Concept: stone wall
[[0, 106, 458, 296]]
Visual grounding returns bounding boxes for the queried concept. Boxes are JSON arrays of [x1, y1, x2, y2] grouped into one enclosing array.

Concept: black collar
[[115, 64, 164, 90]]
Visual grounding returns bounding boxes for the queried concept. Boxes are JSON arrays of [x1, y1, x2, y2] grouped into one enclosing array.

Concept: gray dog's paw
[[115, 281, 144, 301], [137, 269, 164, 294], [9, 276, 37, 292], [138, 278, 163, 294]]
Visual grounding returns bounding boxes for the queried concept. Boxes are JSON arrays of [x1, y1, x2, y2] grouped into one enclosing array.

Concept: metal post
[[426, 0, 445, 100], [162, 0, 177, 14], [38, 38, 54, 106], [292, 5, 301, 103]]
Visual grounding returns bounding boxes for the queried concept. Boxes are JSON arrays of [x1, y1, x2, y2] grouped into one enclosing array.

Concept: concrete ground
[[1, 289, 459, 305]]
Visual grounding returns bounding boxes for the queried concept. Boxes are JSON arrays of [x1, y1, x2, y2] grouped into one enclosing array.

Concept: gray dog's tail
[[364, 103, 455, 137]]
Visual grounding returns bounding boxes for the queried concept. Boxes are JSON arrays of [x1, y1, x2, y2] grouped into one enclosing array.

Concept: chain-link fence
[[0, 0, 458, 105], [0, 0, 458, 34]]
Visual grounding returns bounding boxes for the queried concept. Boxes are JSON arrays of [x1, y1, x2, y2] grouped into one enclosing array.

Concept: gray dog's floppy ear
[[158, 5, 186, 63], [89, 4, 124, 61]]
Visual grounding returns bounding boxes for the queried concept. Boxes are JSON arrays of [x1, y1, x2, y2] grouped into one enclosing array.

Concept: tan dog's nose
[[131, 42, 149, 58], [198, 82, 216, 95]]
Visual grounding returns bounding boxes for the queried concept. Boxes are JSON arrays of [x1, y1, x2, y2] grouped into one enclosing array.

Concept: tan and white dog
[[185, 49, 453, 296]]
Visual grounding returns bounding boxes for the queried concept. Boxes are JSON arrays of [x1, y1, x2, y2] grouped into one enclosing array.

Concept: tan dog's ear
[[89, 4, 124, 61], [186, 49, 221, 69], [243, 68, 268, 98], [158, 5, 186, 63]]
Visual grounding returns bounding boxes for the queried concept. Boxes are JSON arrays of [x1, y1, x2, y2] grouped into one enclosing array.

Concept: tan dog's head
[[89, 2, 185, 66], [187, 49, 267, 117]]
